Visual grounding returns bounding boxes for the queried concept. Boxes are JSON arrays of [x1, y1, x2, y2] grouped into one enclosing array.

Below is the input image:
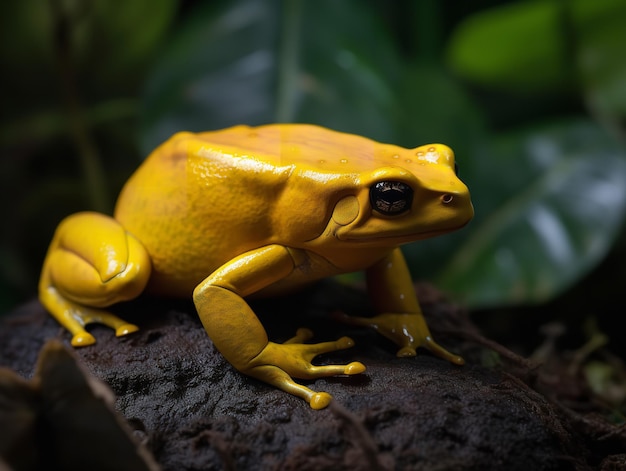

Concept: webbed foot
[[243, 328, 366, 409], [335, 312, 464, 365]]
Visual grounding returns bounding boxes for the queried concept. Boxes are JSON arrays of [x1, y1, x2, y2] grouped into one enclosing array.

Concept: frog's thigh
[[195, 245, 366, 408], [46, 212, 151, 306], [194, 245, 295, 368], [39, 212, 150, 346]]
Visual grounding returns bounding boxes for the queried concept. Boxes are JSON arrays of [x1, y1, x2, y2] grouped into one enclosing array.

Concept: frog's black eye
[[370, 181, 413, 215]]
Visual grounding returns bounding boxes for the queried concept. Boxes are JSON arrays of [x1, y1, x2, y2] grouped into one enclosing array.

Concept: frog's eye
[[370, 181, 413, 215]]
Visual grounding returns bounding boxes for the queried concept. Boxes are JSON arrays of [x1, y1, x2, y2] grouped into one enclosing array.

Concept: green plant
[[1, 0, 625, 312]]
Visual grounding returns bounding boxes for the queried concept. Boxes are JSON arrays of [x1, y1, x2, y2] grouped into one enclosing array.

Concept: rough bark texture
[[1, 282, 625, 471]]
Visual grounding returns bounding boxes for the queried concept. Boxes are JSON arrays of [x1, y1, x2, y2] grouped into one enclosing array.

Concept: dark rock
[[0, 283, 623, 470], [0, 341, 160, 471]]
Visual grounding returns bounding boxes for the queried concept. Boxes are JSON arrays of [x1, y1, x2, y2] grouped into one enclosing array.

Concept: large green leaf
[[435, 120, 626, 307], [445, 0, 626, 100], [445, 0, 569, 91], [139, 0, 400, 153]]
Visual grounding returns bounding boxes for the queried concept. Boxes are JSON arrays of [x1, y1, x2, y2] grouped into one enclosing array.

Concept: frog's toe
[[441, 351, 465, 366], [284, 327, 314, 344], [305, 336, 356, 357], [423, 337, 465, 365], [115, 323, 139, 337], [396, 346, 417, 358], [310, 392, 333, 410], [71, 331, 96, 347], [302, 361, 366, 378], [247, 363, 335, 409], [332, 310, 369, 326], [344, 361, 366, 375], [451, 356, 465, 365], [335, 336, 355, 349]]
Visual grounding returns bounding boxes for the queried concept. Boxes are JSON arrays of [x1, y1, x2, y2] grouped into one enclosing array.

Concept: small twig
[[446, 327, 539, 370]]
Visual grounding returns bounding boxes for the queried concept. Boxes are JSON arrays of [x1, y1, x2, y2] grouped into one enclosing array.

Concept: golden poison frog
[[39, 124, 474, 409]]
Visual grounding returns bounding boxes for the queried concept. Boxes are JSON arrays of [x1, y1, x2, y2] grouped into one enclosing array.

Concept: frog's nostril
[[442, 194, 454, 204]]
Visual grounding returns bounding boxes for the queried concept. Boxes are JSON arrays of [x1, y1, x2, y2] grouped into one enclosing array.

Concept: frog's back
[[114, 130, 294, 295], [190, 124, 411, 173], [113, 125, 373, 296], [113, 124, 458, 296], [116, 124, 401, 236]]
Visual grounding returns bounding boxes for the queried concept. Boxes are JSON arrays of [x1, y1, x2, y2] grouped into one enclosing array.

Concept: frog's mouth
[[335, 214, 472, 244]]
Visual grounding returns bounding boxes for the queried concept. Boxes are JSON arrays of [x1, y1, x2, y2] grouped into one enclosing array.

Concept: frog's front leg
[[339, 248, 464, 365], [193, 245, 365, 409], [39, 212, 151, 346]]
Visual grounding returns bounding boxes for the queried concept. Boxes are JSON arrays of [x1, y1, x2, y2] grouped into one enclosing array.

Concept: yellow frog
[[39, 124, 473, 409]]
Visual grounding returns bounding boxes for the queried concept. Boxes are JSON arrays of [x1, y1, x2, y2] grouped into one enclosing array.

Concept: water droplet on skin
[[392, 154, 400, 159], [428, 146, 435, 152], [340, 159, 348, 164], [405, 159, 412, 163], [416, 152, 424, 157]]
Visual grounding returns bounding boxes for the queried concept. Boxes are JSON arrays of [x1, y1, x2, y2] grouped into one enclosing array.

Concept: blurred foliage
[[0, 0, 177, 311], [447, 0, 626, 120], [1, 0, 625, 316]]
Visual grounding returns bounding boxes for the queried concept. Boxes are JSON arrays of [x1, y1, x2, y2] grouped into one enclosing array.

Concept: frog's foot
[[335, 311, 464, 365], [282, 327, 314, 344], [41, 288, 139, 347], [67, 305, 139, 347], [243, 330, 366, 410]]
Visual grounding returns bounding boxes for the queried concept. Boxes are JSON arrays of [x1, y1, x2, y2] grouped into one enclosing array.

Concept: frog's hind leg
[[39, 212, 152, 347], [38, 291, 141, 347]]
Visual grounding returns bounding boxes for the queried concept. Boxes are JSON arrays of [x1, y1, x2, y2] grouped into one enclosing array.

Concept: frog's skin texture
[[39, 124, 474, 409]]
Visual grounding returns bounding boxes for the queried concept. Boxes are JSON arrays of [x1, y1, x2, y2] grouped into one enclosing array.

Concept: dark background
[[1, 0, 625, 375]]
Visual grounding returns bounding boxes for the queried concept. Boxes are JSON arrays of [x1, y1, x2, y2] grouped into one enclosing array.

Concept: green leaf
[[436, 120, 626, 308], [391, 64, 487, 156], [573, 0, 626, 122], [445, 0, 626, 98], [445, 0, 568, 91], [139, 0, 400, 153], [69, 0, 178, 94]]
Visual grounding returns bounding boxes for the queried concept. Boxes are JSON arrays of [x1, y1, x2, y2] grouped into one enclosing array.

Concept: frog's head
[[221, 124, 473, 249], [319, 143, 473, 247]]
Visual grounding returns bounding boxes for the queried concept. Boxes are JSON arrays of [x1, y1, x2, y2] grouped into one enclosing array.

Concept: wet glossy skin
[[39, 124, 474, 409]]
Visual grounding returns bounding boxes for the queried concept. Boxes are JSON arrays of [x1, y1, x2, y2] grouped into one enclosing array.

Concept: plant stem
[[275, 0, 303, 123], [49, 0, 111, 214]]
